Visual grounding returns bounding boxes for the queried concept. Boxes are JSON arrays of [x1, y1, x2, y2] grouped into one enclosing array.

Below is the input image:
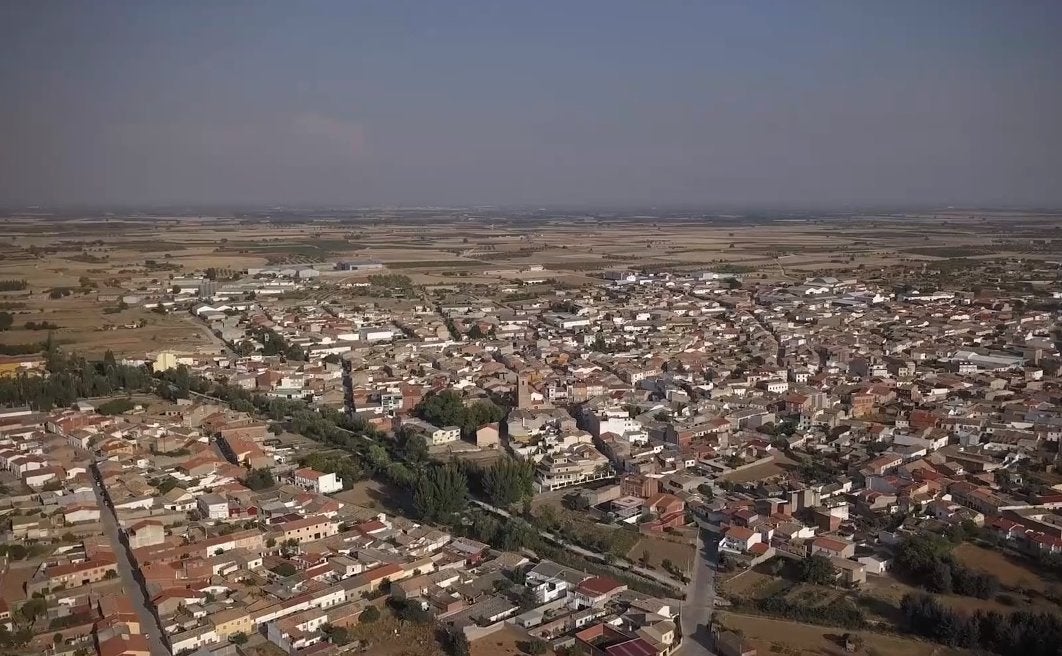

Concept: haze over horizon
[[2, 1, 1061, 209]]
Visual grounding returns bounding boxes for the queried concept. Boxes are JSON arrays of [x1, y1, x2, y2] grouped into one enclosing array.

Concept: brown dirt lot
[[470, 623, 533, 656], [716, 611, 969, 656], [719, 566, 785, 600], [952, 543, 1050, 592], [347, 607, 446, 656], [0, 563, 34, 605], [861, 573, 1058, 620], [333, 478, 407, 512], [627, 535, 696, 573], [723, 450, 801, 484]]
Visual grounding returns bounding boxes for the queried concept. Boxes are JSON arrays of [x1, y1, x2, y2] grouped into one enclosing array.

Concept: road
[[678, 525, 718, 655], [91, 464, 172, 655], [469, 499, 687, 592], [186, 315, 235, 357]]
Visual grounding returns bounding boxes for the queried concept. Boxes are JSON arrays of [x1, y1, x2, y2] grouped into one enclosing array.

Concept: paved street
[[91, 464, 172, 655], [678, 526, 718, 656]]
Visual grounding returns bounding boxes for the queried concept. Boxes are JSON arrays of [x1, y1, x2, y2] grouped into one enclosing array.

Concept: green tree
[[244, 468, 276, 491], [359, 606, 381, 623], [413, 463, 469, 521], [396, 427, 430, 468], [799, 554, 838, 585], [272, 563, 297, 577], [481, 458, 535, 507], [18, 597, 47, 623], [6, 544, 27, 560]]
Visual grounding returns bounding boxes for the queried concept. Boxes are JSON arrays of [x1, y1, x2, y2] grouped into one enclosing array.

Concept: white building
[[292, 467, 343, 495], [197, 494, 230, 521]]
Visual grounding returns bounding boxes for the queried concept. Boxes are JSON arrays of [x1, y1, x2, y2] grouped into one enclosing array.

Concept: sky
[[1, 1, 1061, 209]]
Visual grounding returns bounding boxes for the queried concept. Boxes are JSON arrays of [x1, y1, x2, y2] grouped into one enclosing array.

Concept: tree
[[272, 563, 297, 577], [244, 468, 275, 491], [396, 427, 430, 468], [799, 554, 838, 585], [322, 623, 352, 645], [229, 632, 248, 645], [481, 458, 535, 507], [0, 312, 12, 331], [359, 605, 381, 623], [6, 544, 27, 560], [18, 597, 47, 623], [519, 639, 547, 655], [413, 463, 469, 522]]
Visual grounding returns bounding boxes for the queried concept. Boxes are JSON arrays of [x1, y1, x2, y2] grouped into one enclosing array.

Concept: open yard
[[716, 611, 969, 656], [862, 570, 1060, 621], [470, 623, 534, 656], [347, 605, 446, 656], [627, 535, 696, 574], [723, 450, 801, 484], [334, 478, 410, 514], [952, 542, 1053, 593]]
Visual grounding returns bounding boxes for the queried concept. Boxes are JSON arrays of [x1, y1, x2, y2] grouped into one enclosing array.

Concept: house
[[198, 494, 230, 520], [63, 504, 101, 524], [292, 467, 343, 495], [857, 556, 890, 575], [28, 556, 118, 594], [644, 493, 684, 517], [526, 561, 588, 603], [476, 423, 500, 449], [126, 520, 166, 549], [160, 487, 196, 512], [212, 606, 254, 639], [98, 634, 152, 656], [572, 576, 628, 609], [810, 536, 856, 559], [831, 557, 867, 586], [276, 516, 339, 544], [719, 526, 760, 554]]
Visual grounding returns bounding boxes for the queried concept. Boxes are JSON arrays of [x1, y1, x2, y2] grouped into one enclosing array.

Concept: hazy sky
[[2, 1, 1061, 208]]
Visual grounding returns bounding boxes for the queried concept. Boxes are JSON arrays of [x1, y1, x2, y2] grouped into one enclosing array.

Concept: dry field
[[3, 210, 1060, 358], [723, 450, 801, 484], [862, 572, 1059, 620], [334, 478, 411, 514], [469, 624, 534, 656], [627, 535, 696, 572], [952, 542, 1053, 593], [715, 611, 969, 656], [347, 604, 446, 656]]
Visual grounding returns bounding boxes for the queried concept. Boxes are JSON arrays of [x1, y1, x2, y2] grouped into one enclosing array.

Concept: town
[[1, 235, 1061, 656]]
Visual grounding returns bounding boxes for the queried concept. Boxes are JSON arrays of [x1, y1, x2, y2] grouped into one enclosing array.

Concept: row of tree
[[901, 592, 1062, 655], [0, 346, 157, 410]]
